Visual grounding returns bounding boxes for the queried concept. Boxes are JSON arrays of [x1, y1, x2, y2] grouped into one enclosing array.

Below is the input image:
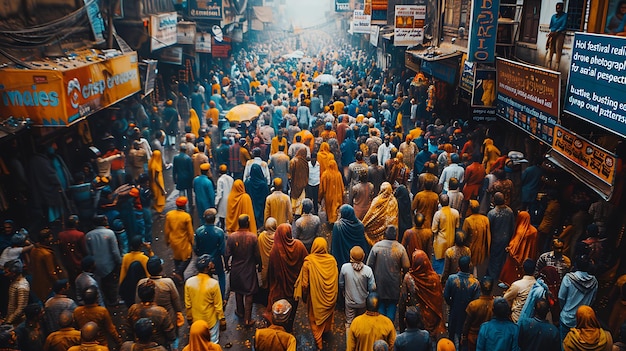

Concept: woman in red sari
[[499, 211, 538, 285], [399, 249, 446, 339], [266, 223, 309, 332]]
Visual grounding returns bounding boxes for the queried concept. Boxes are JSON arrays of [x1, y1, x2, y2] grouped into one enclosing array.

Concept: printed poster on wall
[[471, 68, 496, 107], [150, 12, 178, 52], [496, 58, 560, 144], [394, 5, 425, 46], [564, 32, 626, 138], [352, 10, 371, 33], [188, 0, 223, 20]]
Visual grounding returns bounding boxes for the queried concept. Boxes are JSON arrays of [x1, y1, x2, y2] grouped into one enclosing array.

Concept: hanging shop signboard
[[84, 0, 105, 44], [195, 32, 212, 53], [394, 5, 425, 46], [150, 12, 177, 52], [496, 58, 560, 144], [188, 0, 223, 20], [552, 125, 616, 185], [370, 25, 380, 46], [467, 0, 499, 62], [177, 21, 196, 45], [352, 10, 371, 34], [459, 54, 474, 92], [564, 32, 626, 139], [0, 52, 140, 127]]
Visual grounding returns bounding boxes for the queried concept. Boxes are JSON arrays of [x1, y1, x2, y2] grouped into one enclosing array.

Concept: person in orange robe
[[225, 180, 257, 233], [148, 150, 166, 214], [499, 211, 538, 285], [319, 160, 344, 224], [317, 142, 335, 175], [399, 250, 446, 343]]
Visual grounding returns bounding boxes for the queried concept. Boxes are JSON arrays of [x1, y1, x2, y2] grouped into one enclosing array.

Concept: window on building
[[444, 0, 457, 27], [519, 0, 541, 42], [566, 0, 587, 30]]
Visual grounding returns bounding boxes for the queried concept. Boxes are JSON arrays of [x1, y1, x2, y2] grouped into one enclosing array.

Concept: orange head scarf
[[319, 160, 344, 223], [183, 320, 220, 351], [317, 142, 334, 174], [149, 150, 163, 172], [507, 211, 538, 264], [226, 179, 257, 233], [437, 338, 456, 351], [362, 182, 399, 246], [409, 250, 445, 335], [294, 237, 338, 325], [563, 305, 611, 351]]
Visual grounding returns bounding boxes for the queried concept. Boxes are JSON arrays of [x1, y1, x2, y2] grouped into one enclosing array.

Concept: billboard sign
[[496, 58, 560, 144], [564, 32, 626, 138]]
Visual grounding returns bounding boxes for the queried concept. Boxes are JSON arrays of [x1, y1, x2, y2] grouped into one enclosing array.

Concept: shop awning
[[0, 50, 140, 127], [406, 45, 464, 62], [547, 149, 614, 200], [546, 125, 618, 201]]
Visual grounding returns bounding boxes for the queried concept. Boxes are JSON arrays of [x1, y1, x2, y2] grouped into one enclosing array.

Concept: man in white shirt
[[215, 165, 234, 230], [377, 136, 394, 166], [306, 152, 321, 215], [243, 148, 271, 185], [439, 153, 465, 193], [503, 259, 537, 323]]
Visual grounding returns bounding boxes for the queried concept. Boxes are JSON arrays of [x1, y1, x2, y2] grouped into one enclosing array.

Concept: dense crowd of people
[[0, 32, 625, 351]]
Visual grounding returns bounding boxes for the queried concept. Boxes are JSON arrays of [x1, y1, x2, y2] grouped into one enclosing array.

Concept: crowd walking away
[[1, 28, 626, 351]]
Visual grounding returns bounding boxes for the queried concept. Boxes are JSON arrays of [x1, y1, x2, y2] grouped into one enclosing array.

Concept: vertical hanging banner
[[394, 5, 426, 46], [467, 0, 500, 62], [370, 25, 380, 46], [84, 0, 105, 44], [353, 10, 372, 34]]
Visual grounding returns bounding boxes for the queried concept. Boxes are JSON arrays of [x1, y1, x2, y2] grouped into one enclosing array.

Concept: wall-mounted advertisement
[[150, 12, 177, 52], [496, 58, 560, 144], [564, 32, 626, 138], [552, 125, 617, 185], [353, 10, 371, 34], [394, 5, 426, 46], [188, 0, 223, 20], [471, 68, 496, 107]]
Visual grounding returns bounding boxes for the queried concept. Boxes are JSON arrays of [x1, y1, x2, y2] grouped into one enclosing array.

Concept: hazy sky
[[283, 0, 332, 28]]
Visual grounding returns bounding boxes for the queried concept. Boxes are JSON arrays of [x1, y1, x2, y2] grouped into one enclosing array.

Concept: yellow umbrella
[[225, 103, 261, 123]]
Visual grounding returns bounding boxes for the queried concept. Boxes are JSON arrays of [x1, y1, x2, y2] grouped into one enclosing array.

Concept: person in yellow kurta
[[482, 138, 501, 174], [119, 236, 153, 283], [462, 200, 491, 278], [205, 101, 220, 127], [225, 180, 257, 233], [188, 108, 201, 138], [165, 196, 195, 280], [431, 194, 460, 272], [258, 217, 277, 289], [184, 255, 225, 344], [317, 142, 335, 175], [254, 299, 297, 351], [264, 178, 293, 225], [149, 150, 166, 214], [294, 237, 338, 350], [362, 182, 399, 247], [319, 160, 344, 224], [270, 131, 288, 156], [347, 292, 396, 351]]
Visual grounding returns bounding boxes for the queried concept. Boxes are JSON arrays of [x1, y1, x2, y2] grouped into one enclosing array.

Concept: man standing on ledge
[[546, 2, 568, 70]]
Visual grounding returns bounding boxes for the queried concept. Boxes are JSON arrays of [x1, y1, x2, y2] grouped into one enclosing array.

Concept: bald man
[[67, 322, 109, 351], [44, 310, 81, 351]]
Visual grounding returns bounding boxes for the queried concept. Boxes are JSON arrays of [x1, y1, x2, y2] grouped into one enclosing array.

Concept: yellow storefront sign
[[552, 125, 616, 185], [0, 52, 140, 126]]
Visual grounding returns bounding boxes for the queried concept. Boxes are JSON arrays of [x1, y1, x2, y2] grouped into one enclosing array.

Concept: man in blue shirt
[[476, 297, 519, 351], [546, 2, 568, 70]]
